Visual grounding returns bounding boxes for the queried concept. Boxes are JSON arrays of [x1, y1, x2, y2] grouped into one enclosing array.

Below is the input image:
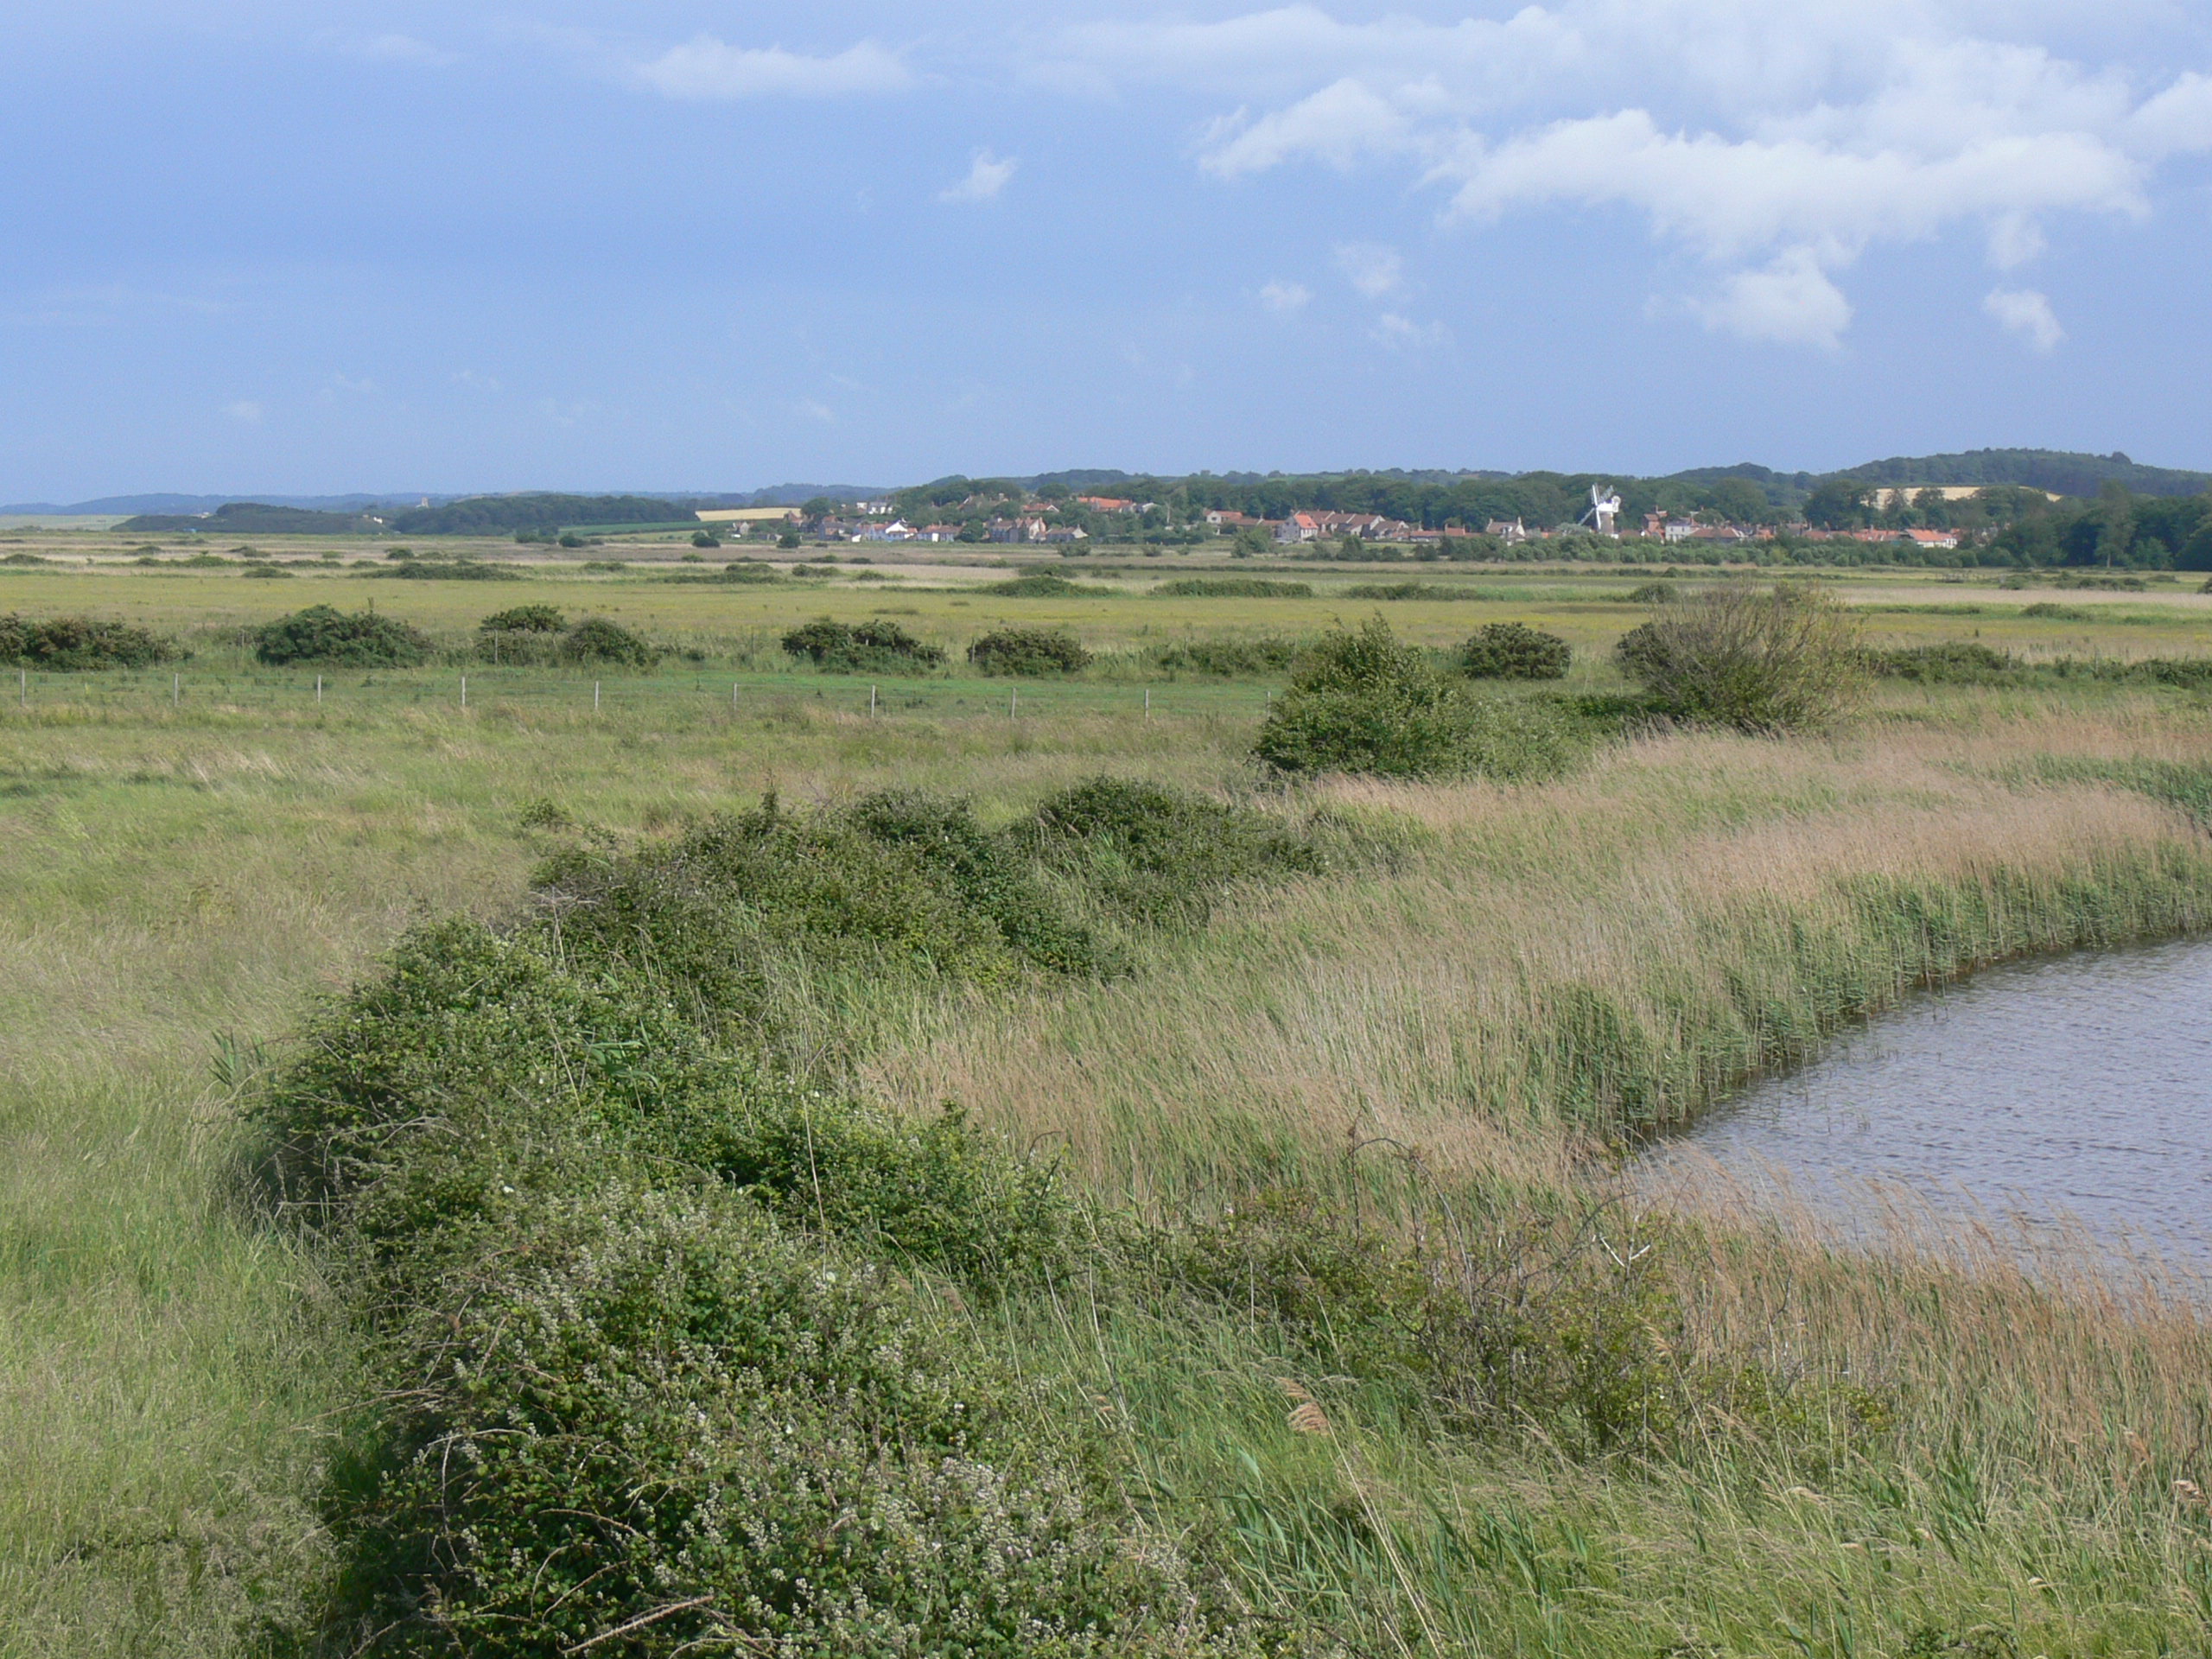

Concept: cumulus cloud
[[634, 38, 911, 99], [1984, 286, 2064, 351], [1049, 2, 2212, 348], [1694, 247, 1855, 348], [1259, 278, 1313, 315], [225, 400, 264, 423], [941, 149, 1018, 203], [1333, 241, 1403, 297]]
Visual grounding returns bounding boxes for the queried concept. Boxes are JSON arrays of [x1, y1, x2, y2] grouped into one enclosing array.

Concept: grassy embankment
[[2, 565, 2210, 1654]]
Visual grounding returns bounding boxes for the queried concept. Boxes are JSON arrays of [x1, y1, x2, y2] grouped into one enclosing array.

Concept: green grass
[[5, 566, 2212, 1653]]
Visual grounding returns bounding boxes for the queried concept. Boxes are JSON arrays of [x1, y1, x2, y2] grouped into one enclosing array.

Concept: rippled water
[[1639, 938, 2212, 1265]]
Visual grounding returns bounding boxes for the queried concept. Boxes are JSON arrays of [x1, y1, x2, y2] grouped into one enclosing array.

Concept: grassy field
[[3, 562, 2211, 1655]]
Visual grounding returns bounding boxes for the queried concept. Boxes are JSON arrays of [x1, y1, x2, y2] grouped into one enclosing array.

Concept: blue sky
[[3, 1, 2209, 498]]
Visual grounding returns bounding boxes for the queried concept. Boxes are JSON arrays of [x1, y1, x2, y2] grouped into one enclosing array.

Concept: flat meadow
[[5, 538, 2212, 1656]]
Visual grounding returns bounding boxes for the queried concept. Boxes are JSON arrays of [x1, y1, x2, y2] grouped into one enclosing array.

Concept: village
[[702, 488, 1969, 553]]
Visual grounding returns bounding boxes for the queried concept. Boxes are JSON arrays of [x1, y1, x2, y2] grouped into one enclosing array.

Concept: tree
[[1802, 480, 1869, 530], [1231, 527, 1268, 559]]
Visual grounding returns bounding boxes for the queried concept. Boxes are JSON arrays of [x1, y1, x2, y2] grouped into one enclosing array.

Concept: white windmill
[[1581, 483, 1622, 537]]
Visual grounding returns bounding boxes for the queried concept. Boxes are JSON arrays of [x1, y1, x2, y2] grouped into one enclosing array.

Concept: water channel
[[1636, 938, 2212, 1269]]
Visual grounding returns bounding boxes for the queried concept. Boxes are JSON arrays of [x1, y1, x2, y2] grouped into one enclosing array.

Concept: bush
[[981, 573, 1111, 598], [1340, 582, 1471, 601], [968, 627, 1090, 676], [2019, 601, 2091, 620], [369, 559, 522, 582], [778, 530, 801, 549], [477, 604, 565, 634], [1613, 586, 1865, 733], [0, 613, 181, 671], [1627, 581, 1678, 604], [690, 528, 721, 548], [252, 605, 433, 667], [0, 552, 52, 567], [1870, 642, 2018, 683], [1458, 622, 1571, 680], [239, 563, 296, 579], [1147, 636, 1306, 677], [1255, 618, 1584, 780], [781, 619, 947, 673], [561, 616, 658, 668], [1153, 577, 1313, 598]]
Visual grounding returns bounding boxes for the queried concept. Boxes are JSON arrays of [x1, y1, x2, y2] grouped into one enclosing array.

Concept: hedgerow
[[252, 781, 1371, 1656]]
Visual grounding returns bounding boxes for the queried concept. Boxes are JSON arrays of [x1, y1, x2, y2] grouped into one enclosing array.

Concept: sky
[[3, 1, 2210, 499]]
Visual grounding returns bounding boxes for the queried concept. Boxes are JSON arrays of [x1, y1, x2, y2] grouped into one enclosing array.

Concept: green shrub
[[1458, 621, 1571, 680], [1147, 636, 1306, 677], [249, 780, 1395, 1658], [0, 613, 181, 671], [781, 619, 946, 673], [1871, 642, 2018, 683], [968, 627, 1090, 676], [1614, 586, 1865, 732], [561, 616, 659, 667], [315, 1182, 1254, 1659], [981, 573, 1111, 598], [778, 529, 802, 549], [239, 563, 296, 579], [368, 559, 522, 582], [1339, 582, 1471, 601], [253, 605, 433, 667], [1627, 581, 1678, 604], [1255, 619, 1583, 779], [1153, 577, 1313, 598], [0, 552, 52, 567], [690, 528, 721, 549], [1029, 777, 1367, 927], [2019, 601, 2091, 619], [477, 604, 565, 633]]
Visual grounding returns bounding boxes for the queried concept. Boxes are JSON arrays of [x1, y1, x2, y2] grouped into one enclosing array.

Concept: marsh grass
[[5, 566, 2212, 1655]]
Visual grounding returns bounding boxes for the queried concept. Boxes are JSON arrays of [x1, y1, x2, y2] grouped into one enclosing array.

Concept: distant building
[[1484, 518, 1529, 545]]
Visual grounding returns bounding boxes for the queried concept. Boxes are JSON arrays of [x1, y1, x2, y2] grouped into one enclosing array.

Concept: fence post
[[732, 683, 739, 709], [1010, 688, 1018, 720], [316, 675, 322, 707], [870, 683, 877, 718], [594, 682, 601, 712], [172, 673, 179, 707], [1143, 687, 1150, 721], [460, 675, 467, 709]]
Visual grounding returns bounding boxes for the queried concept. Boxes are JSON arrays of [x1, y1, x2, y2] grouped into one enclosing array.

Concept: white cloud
[[1984, 286, 2064, 350], [940, 149, 1018, 203], [1694, 247, 1855, 348], [1372, 313, 1452, 351], [1333, 241, 1403, 297], [1204, 79, 1418, 177], [634, 38, 911, 100], [1259, 278, 1312, 315], [225, 400, 264, 423], [799, 399, 836, 423], [1051, 3, 2212, 348]]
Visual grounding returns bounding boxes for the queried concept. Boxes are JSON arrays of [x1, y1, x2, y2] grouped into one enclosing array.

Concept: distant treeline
[[120, 493, 702, 537]]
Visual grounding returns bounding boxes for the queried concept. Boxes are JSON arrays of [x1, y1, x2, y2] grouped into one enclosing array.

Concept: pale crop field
[[3, 563, 2211, 1655]]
